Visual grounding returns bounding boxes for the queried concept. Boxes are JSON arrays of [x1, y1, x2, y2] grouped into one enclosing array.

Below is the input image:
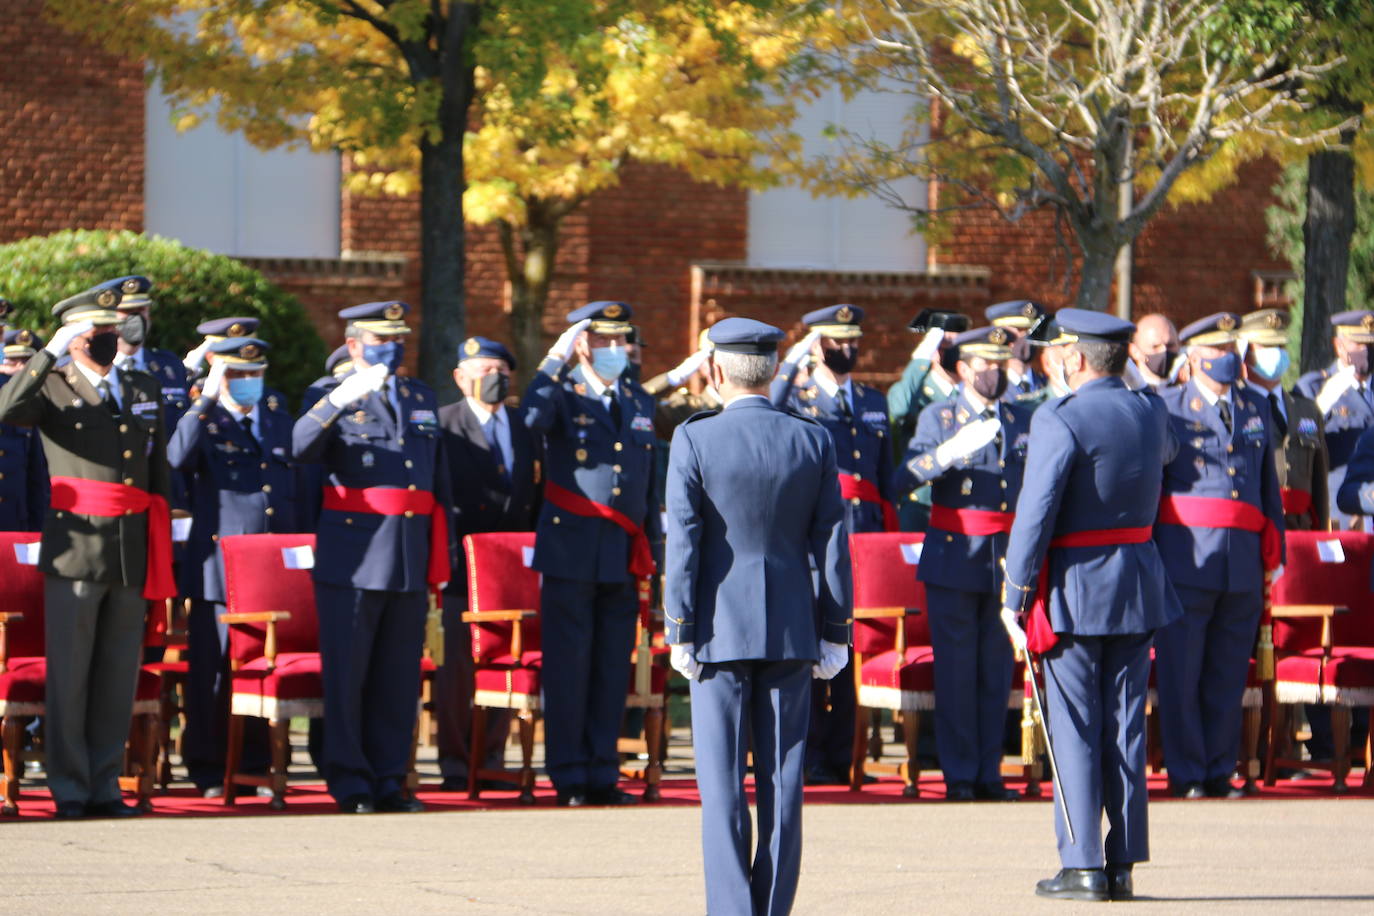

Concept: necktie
[[485, 415, 511, 485], [241, 416, 258, 448], [96, 379, 119, 416], [1269, 392, 1287, 440], [606, 392, 622, 427], [837, 388, 852, 419], [1218, 398, 1232, 435]]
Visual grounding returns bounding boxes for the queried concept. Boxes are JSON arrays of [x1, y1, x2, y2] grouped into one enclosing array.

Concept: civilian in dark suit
[[434, 336, 541, 790]]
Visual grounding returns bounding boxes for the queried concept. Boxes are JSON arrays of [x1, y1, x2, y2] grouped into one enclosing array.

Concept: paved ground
[[6, 796, 1373, 914]]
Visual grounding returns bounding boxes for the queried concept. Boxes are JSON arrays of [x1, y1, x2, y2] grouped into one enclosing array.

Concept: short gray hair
[[713, 350, 777, 388]]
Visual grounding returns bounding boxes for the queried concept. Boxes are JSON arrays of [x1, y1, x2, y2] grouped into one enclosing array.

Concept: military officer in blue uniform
[[770, 304, 893, 784], [522, 301, 661, 807], [987, 300, 1047, 398], [182, 316, 267, 385], [1295, 310, 1374, 529], [896, 326, 1034, 800], [293, 300, 451, 813], [665, 317, 852, 916], [0, 326, 49, 530], [167, 335, 301, 796], [1154, 313, 1284, 799], [888, 309, 970, 531], [109, 275, 193, 433], [999, 309, 1182, 902]]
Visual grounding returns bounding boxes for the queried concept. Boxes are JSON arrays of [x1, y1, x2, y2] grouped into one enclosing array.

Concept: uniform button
[[265, 507, 275, 517], [124, 477, 134, 485], [613, 465, 622, 473], [74, 422, 82, 430], [405, 460, 413, 468], [397, 437, 405, 445], [124, 509, 132, 516], [408, 484, 417, 491], [553, 516, 561, 525], [262, 484, 272, 493], [0, 450, 5, 457], [123, 450, 133, 459], [404, 510, 415, 518], [853, 473, 862, 481], [612, 487, 622, 497], [1000, 502, 1008, 510], [614, 442, 623, 452], [850, 427, 858, 436], [853, 450, 861, 459], [1227, 467, 1236, 476], [56, 511, 64, 519], [1227, 444, 1234, 453], [851, 497, 861, 506], [211, 533, 218, 541], [120, 425, 128, 433], [945, 534, 953, 542], [1000, 480, 1007, 488], [345, 518, 354, 525], [998, 460, 1006, 469], [261, 462, 268, 470]]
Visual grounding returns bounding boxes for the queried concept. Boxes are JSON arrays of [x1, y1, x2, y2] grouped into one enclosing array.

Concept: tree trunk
[[1075, 227, 1119, 312], [1301, 147, 1357, 375], [501, 201, 563, 384]]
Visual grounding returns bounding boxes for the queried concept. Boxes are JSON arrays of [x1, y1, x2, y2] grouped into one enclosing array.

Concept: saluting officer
[[0, 280, 174, 819], [182, 316, 265, 382], [888, 309, 970, 531], [167, 333, 301, 797], [895, 326, 1033, 801], [1153, 313, 1284, 799], [1295, 310, 1374, 528], [0, 326, 49, 530], [642, 328, 722, 441], [293, 300, 452, 814], [522, 301, 662, 807], [1000, 310, 1183, 902], [1240, 309, 1329, 531], [665, 317, 852, 916], [986, 300, 1047, 398], [109, 275, 193, 436], [770, 304, 893, 784], [434, 337, 542, 791]]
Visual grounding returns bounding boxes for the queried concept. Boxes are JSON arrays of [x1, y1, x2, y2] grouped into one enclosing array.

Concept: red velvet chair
[[0, 532, 160, 815], [219, 533, 324, 808], [461, 532, 542, 804], [1265, 530, 1374, 791]]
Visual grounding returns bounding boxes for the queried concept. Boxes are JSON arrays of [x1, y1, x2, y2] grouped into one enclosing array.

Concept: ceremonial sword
[[1025, 650, 1075, 846]]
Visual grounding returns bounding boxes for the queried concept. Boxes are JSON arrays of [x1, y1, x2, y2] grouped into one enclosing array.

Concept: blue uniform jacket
[[293, 372, 452, 593], [168, 391, 303, 601], [1155, 380, 1285, 592], [1003, 376, 1183, 635], [896, 390, 1033, 593], [522, 361, 662, 584], [134, 347, 194, 510], [770, 366, 894, 533], [0, 374, 48, 530], [664, 397, 851, 661], [1296, 363, 1374, 526]]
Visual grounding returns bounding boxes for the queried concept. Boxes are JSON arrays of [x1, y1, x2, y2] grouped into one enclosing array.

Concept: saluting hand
[[183, 338, 213, 373], [783, 329, 821, 367], [45, 320, 93, 357], [200, 359, 228, 401], [546, 318, 591, 365], [1316, 363, 1358, 415], [665, 348, 712, 388], [935, 416, 1001, 468], [327, 362, 388, 408]]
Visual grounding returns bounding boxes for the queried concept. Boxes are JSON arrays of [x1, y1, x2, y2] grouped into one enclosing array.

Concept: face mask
[[1249, 346, 1290, 382], [971, 366, 1008, 401], [1348, 345, 1373, 378], [226, 376, 264, 407], [1197, 351, 1240, 385], [86, 331, 118, 367], [1045, 356, 1071, 398], [590, 345, 628, 381], [119, 313, 147, 346], [822, 344, 858, 375], [362, 341, 404, 373], [477, 372, 510, 405], [1010, 335, 1033, 364], [1143, 347, 1176, 379]]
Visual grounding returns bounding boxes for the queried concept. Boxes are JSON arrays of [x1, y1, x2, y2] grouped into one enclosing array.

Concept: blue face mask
[[226, 376, 264, 407], [1198, 351, 1241, 385], [590, 345, 628, 381], [1249, 345, 1290, 382], [362, 341, 404, 373]]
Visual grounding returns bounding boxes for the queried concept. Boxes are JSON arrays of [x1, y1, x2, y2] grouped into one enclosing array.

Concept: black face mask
[[119, 313, 147, 346], [971, 366, 1007, 401], [1349, 345, 1374, 379], [86, 332, 119, 367], [477, 372, 511, 405], [1010, 335, 1033, 363], [822, 344, 858, 375], [1143, 347, 1177, 379]]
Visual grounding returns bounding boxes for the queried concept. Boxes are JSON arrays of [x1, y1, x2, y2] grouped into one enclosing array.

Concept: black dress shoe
[[337, 794, 375, 814], [973, 783, 1020, 801], [586, 786, 640, 806], [1035, 868, 1109, 901], [376, 793, 425, 813], [803, 763, 840, 786], [1172, 781, 1206, 799], [1203, 777, 1244, 799], [556, 786, 587, 807], [54, 802, 86, 820], [1106, 864, 1134, 901], [85, 799, 142, 819], [945, 783, 976, 802]]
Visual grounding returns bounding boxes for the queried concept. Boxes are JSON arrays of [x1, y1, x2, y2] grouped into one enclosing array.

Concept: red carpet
[[3, 772, 1369, 821]]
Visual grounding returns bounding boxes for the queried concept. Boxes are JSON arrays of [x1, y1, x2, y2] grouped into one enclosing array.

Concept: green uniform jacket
[[1272, 388, 1330, 531], [0, 349, 170, 586]]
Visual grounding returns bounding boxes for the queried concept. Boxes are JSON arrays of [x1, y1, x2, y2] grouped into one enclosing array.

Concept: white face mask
[[1250, 345, 1291, 382]]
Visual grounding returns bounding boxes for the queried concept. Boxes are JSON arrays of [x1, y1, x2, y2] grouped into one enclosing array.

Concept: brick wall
[[0, 0, 145, 242]]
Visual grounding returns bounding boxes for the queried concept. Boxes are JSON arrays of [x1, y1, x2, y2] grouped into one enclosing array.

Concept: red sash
[[1280, 487, 1315, 525], [1157, 494, 1282, 571], [321, 486, 451, 589], [838, 473, 898, 532], [49, 476, 174, 603], [928, 504, 1015, 536], [1025, 526, 1154, 654], [543, 481, 655, 578]]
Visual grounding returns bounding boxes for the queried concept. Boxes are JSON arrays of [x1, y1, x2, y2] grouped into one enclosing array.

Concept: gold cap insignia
[[989, 328, 1009, 345], [1362, 315, 1374, 332], [1217, 315, 1237, 332], [122, 278, 141, 294], [1021, 303, 1037, 318], [835, 306, 854, 323], [97, 290, 117, 307], [1267, 313, 1283, 329], [16, 330, 32, 345], [464, 338, 480, 356], [384, 303, 404, 320], [228, 322, 246, 337], [603, 303, 625, 319], [239, 343, 261, 360]]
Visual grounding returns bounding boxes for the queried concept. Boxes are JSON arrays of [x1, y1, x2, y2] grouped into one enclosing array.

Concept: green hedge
[[0, 229, 327, 405]]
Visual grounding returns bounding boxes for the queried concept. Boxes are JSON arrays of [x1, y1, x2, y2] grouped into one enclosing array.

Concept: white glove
[[183, 338, 213, 373], [45, 320, 92, 357], [934, 417, 1001, 468], [1316, 363, 1358, 415], [912, 328, 944, 363], [546, 318, 591, 365], [999, 607, 1028, 653], [783, 330, 822, 367], [327, 362, 388, 408], [812, 640, 849, 680], [670, 643, 702, 681], [200, 359, 228, 401], [665, 348, 711, 388]]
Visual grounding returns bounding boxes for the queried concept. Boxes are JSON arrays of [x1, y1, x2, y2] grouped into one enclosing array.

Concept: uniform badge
[[575, 448, 588, 463], [267, 395, 279, 411], [1339, 406, 1351, 418], [400, 385, 410, 399], [631, 415, 653, 433], [961, 477, 974, 495], [957, 408, 969, 423], [918, 455, 935, 471], [352, 411, 368, 424], [464, 338, 481, 357], [574, 414, 595, 427], [574, 383, 587, 396], [207, 422, 218, 435], [1190, 397, 1202, 412], [1297, 417, 1319, 437], [165, 366, 176, 379], [361, 451, 375, 468]]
